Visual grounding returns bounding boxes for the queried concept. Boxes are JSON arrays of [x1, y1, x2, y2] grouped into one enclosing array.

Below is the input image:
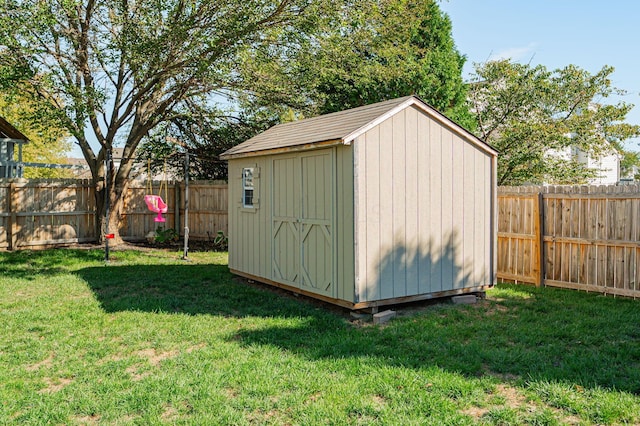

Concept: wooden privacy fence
[[498, 184, 640, 298], [0, 179, 228, 250], [0, 179, 96, 250], [6, 178, 640, 299], [121, 181, 228, 242]]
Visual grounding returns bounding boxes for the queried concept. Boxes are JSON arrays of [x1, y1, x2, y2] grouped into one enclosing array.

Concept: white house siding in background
[[583, 151, 620, 185], [221, 96, 498, 309], [547, 146, 620, 185]]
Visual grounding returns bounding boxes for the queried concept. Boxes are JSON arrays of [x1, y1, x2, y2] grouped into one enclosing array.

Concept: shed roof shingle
[[220, 96, 495, 159]]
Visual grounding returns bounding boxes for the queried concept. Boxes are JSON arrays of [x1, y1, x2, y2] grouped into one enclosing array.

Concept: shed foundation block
[[451, 295, 477, 305], [373, 310, 397, 325]]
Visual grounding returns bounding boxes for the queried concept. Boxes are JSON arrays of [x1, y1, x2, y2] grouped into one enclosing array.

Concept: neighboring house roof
[[0, 116, 29, 142], [66, 148, 125, 167], [66, 147, 174, 181], [111, 147, 125, 160], [220, 96, 496, 160]]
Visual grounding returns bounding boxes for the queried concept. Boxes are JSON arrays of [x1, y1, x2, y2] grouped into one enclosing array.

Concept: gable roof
[[219, 96, 496, 160], [0, 116, 29, 142]]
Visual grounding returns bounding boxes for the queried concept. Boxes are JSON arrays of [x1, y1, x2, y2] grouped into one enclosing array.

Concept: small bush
[[151, 227, 179, 245], [209, 230, 228, 251]]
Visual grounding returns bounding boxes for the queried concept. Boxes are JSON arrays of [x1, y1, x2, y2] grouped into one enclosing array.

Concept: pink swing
[[144, 194, 167, 222], [144, 160, 168, 222]]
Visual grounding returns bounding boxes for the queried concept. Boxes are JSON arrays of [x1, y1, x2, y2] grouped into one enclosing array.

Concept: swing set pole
[[182, 150, 190, 260], [165, 136, 190, 261], [104, 148, 111, 263]]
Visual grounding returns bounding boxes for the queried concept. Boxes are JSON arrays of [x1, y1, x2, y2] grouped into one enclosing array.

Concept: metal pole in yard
[[182, 150, 190, 260], [104, 148, 111, 263]]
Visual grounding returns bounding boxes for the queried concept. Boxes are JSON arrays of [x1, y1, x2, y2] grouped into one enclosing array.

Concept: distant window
[[242, 167, 254, 208]]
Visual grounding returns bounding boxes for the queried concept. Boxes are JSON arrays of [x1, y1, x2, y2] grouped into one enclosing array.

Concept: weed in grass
[[482, 406, 521, 425], [523, 408, 560, 426]]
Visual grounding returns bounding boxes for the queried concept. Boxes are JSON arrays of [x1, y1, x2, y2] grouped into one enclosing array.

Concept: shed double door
[[272, 150, 334, 297]]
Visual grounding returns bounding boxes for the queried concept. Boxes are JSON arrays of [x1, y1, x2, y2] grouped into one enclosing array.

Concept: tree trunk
[[95, 185, 126, 245], [94, 164, 127, 246]]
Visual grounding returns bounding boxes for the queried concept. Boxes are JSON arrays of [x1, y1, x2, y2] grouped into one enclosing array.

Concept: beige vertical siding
[[354, 105, 493, 302], [228, 157, 272, 278], [336, 145, 355, 302], [427, 113, 442, 293]]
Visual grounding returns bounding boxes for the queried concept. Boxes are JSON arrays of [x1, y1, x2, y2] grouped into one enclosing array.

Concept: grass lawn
[[1, 248, 639, 425]]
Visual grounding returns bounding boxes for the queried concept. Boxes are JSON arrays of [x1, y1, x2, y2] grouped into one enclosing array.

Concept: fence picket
[[498, 185, 640, 298]]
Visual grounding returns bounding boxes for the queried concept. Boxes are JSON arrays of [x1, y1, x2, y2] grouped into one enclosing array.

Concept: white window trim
[[242, 167, 256, 209]]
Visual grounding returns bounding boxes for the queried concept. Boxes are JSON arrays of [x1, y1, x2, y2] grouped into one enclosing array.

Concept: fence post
[[530, 192, 542, 286], [8, 181, 18, 250], [537, 192, 545, 287]]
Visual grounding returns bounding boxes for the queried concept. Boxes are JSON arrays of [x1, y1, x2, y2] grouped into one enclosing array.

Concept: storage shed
[[220, 96, 498, 309]]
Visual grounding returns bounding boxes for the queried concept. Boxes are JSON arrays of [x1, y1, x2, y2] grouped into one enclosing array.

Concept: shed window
[[242, 167, 255, 208]]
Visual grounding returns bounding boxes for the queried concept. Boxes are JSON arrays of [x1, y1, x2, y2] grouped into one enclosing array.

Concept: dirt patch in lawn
[[26, 352, 55, 372], [161, 404, 180, 422], [125, 348, 180, 381], [186, 343, 207, 353], [73, 414, 101, 425], [39, 376, 73, 393], [134, 348, 179, 366], [461, 405, 490, 419]]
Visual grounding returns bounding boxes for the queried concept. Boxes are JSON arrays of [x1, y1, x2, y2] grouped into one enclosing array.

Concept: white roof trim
[[343, 97, 498, 157], [342, 97, 418, 144]]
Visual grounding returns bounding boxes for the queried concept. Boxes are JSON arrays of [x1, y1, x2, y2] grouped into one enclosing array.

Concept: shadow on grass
[[232, 288, 640, 395], [0, 249, 105, 280], [77, 263, 327, 318], [77, 263, 640, 395]]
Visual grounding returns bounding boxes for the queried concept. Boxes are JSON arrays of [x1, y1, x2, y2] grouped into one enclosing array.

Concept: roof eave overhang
[[220, 138, 344, 160], [221, 96, 498, 161]]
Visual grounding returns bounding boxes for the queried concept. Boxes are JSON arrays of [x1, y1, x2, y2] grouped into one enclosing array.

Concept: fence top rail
[[0, 178, 228, 183], [499, 191, 640, 200], [0, 180, 95, 188], [499, 183, 640, 195], [543, 193, 640, 200], [127, 179, 227, 186]]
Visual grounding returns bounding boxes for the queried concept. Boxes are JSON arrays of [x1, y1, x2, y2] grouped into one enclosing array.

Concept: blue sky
[[439, 0, 640, 150]]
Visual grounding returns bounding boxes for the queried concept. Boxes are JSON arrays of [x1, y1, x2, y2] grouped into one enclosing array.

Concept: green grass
[[1, 248, 639, 425]]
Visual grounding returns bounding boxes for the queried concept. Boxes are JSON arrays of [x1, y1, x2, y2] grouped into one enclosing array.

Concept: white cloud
[[488, 43, 538, 62]]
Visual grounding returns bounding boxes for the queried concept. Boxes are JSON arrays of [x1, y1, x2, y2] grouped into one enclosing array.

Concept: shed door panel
[[300, 153, 333, 297], [271, 151, 333, 297]]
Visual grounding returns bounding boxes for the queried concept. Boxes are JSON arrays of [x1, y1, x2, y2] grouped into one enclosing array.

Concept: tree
[[139, 101, 277, 181], [0, 0, 316, 243], [152, 0, 473, 171], [302, 0, 473, 127], [0, 91, 72, 178], [244, 0, 473, 124], [620, 149, 640, 181], [468, 60, 640, 185]]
